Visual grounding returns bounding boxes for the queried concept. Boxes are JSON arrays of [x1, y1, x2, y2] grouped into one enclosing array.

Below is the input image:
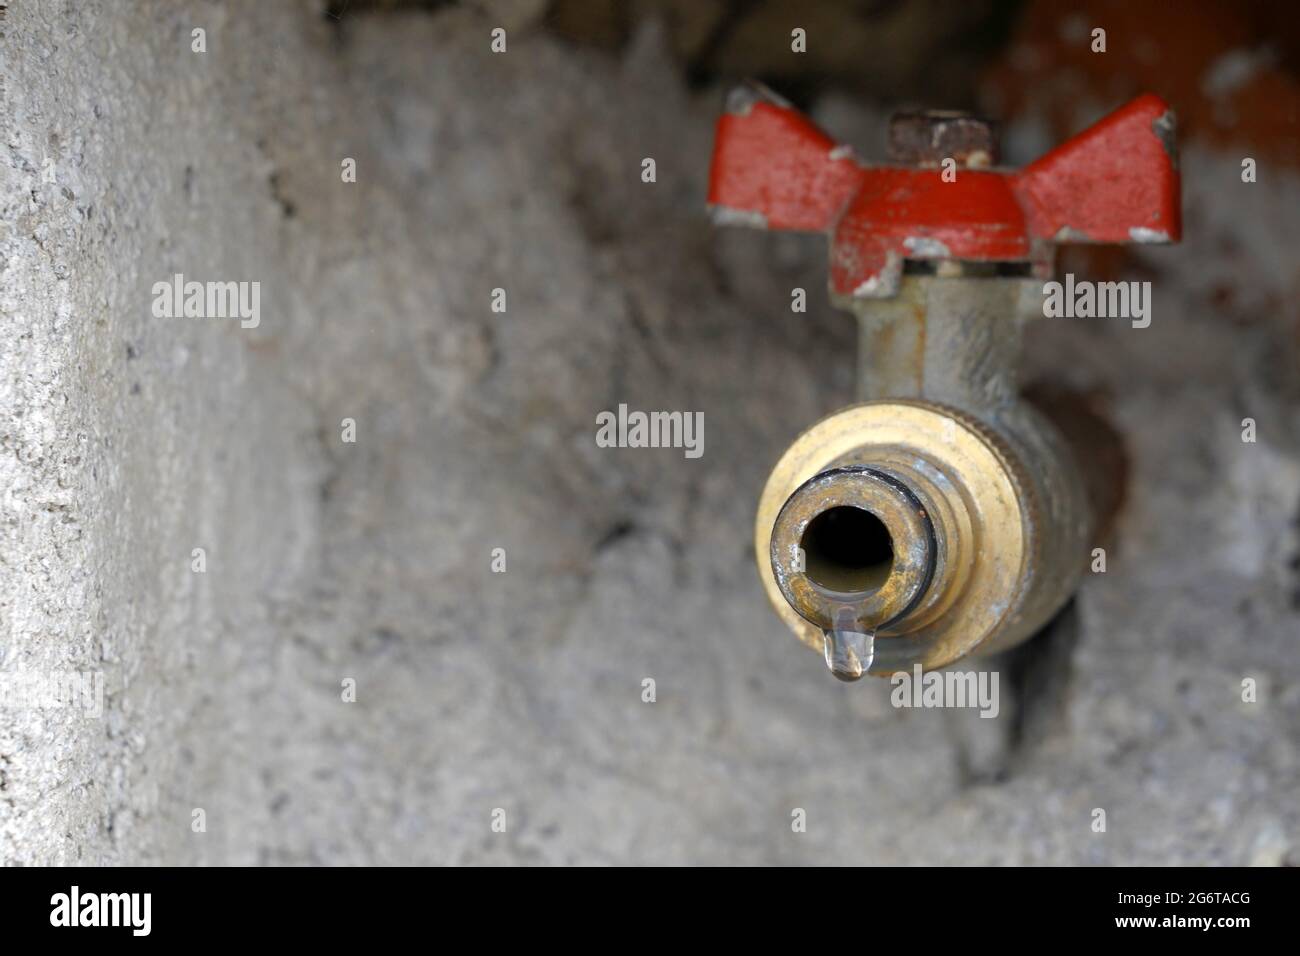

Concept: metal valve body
[[709, 86, 1181, 677]]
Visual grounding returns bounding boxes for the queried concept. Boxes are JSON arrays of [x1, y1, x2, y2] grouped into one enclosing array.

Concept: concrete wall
[[2, 0, 1297, 864]]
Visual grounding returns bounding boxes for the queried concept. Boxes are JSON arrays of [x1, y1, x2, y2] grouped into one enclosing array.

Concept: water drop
[[821, 606, 875, 682]]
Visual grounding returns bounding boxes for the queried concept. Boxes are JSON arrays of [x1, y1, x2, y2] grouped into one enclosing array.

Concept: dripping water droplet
[[822, 606, 875, 682]]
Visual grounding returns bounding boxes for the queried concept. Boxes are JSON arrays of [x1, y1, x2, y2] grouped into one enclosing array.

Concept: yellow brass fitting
[[756, 277, 1093, 678]]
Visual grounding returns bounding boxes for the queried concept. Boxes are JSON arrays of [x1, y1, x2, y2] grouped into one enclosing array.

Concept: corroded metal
[[887, 110, 1000, 168], [748, 278, 1095, 675], [770, 466, 936, 632], [755, 275, 1095, 672], [710, 85, 1181, 676], [756, 391, 1090, 672]]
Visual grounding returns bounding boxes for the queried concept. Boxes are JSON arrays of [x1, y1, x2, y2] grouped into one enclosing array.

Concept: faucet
[[709, 85, 1181, 679]]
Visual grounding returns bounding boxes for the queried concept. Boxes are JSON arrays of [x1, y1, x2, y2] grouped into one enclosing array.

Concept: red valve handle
[[708, 85, 1181, 299]]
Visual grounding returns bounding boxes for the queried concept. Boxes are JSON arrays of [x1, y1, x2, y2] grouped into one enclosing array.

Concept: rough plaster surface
[[1, 0, 1297, 864]]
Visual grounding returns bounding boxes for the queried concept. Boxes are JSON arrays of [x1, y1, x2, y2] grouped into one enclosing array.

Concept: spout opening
[[800, 506, 894, 593]]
